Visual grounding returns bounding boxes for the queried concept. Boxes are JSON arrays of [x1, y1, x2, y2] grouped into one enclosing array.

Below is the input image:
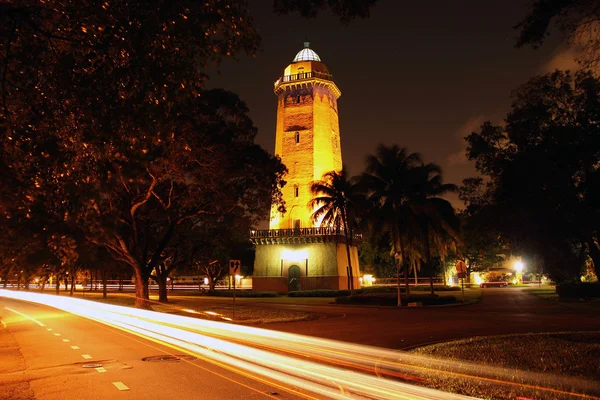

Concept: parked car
[[480, 281, 508, 288]]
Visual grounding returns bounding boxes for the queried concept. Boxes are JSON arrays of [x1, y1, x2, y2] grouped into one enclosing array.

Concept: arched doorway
[[288, 265, 301, 292]]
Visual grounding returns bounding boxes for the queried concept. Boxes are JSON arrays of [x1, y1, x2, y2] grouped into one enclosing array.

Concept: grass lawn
[[67, 291, 314, 323], [410, 332, 600, 399], [524, 287, 600, 310]]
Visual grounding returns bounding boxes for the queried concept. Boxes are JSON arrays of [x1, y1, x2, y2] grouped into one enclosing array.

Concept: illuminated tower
[[251, 43, 360, 293], [269, 42, 342, 229]]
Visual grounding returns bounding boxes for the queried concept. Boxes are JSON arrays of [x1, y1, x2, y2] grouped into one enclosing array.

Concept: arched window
[[295, 132, 300, 144]]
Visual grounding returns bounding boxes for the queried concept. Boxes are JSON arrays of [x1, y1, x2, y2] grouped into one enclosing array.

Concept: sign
[[457, 271, 467, 279], [456, 260, 467, 273], [229, 260, 241, 276]]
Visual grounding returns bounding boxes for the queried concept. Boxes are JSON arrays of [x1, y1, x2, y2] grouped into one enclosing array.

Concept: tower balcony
[[274, 71, 341, 98], [249, 227, 362, 246]]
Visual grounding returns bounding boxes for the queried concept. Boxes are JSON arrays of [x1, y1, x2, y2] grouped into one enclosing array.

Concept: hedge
[[288, 289, 350, 297], [206, 290, 278, 298], [335, 293, 456, 306], [555, 282, 600, 299]]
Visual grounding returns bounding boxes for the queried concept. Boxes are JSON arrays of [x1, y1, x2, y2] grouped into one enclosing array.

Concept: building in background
[[251, 43, 361, 293]]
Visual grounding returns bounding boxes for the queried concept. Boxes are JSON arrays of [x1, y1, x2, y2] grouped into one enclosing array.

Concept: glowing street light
[[514, 261, 524, 271]]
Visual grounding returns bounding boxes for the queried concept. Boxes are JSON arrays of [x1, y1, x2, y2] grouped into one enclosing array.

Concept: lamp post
[[514, 260, 524, 284]]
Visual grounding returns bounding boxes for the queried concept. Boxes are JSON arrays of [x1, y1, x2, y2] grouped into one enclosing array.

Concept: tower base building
[[251, 43, 360, 294]]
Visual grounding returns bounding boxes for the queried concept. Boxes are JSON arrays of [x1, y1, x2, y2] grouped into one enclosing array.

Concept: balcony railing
[[250, 227, 362, 241], [274, 71, 333, 87]]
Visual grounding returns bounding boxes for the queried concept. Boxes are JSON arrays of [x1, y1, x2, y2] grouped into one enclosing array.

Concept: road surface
[[0, 297, 305, 400]]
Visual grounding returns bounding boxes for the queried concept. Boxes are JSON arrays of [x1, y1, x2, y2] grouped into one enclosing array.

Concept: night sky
[[209, 0, 577, 207]]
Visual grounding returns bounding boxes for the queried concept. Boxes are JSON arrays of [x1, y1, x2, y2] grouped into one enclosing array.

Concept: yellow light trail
[[2, 290, 599, 400]]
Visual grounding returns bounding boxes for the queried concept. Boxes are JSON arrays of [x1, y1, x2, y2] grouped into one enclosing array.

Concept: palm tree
[[359, 144, 422, 306], [309, 168, 362, 294], [405, 163, 460, 295]]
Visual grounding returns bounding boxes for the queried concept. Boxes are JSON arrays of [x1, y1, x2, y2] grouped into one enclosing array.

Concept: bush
[[207, 290, 278, 298], [411, 285, 461, 292], [288, 289, 350, 297], [556, 282, 600, 299], [288, 287, 399, 297], [335, 293, 457, 306]]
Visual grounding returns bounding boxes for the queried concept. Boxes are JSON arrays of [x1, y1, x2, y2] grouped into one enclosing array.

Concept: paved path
[[254, 288, 600, 349]]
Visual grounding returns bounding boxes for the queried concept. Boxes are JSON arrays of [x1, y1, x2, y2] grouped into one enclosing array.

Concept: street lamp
[[514, 261, 524, 271], [514, 260, 524, 284]]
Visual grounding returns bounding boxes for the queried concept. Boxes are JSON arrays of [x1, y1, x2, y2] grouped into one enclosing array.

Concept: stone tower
[[269, 42, 342, 229], [251, 43, 360, 294]]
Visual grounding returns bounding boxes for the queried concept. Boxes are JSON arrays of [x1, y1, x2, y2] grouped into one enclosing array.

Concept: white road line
[[70, 346, 80, 350], [95, 367, 107, 373], [62, 339, 70, 342], [81, 354, 92, 359], [112, 382, 129, 391], [1, 319, 6, 328], [47, 328, 52, 331], [4, 307, 45, 327], [54, 333, 61, 336]]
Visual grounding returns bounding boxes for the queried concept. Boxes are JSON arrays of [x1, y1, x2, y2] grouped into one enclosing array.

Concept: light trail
[[1, 290, 599, 399]]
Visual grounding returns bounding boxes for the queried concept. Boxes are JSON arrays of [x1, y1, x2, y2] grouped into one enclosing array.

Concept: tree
[[465, 70, 600, 282], [515, 0, 600, 69], [405, 163, 460, 294], [359, 231, 396, 279], [360, 144, 422, 305], [274, 0, 379, 22], [310, 168, 362, 294], [0, 0, 372, 308]]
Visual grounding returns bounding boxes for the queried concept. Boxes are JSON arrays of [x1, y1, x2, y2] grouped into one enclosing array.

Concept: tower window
[[294, 185, 299, 197], [296, 95, 301, 104], [295, 132, 300, 144]]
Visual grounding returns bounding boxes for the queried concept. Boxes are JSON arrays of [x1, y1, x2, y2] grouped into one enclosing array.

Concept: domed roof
[[293, 42, 321, 62]]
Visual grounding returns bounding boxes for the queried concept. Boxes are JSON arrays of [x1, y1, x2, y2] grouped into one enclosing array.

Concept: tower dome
[[293, 42, 321, 62]]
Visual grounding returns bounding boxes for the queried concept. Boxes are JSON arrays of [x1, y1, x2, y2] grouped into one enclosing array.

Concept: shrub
[[411, 285, 461, 292], [556, 282, 600, 299], [334, 293, 457, 306], [207, 290, 278, 298], [288, 289, 350, 297]]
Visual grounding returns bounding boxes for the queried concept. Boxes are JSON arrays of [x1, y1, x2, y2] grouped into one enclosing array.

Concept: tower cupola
[[293, 42, 322, 62]]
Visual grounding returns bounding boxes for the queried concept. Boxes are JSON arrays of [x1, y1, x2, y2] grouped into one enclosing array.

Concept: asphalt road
[[254, 288, 600, 349], [0, 298, 306, 400]]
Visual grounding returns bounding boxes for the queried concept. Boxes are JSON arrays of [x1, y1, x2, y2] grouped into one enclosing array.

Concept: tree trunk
[[208, 276, 216, 291], [403, 262, 410, 297], [413, 264, 418, 285], [441, 258, 447, 287], [40, 279, 46, 292], [133, 267, 151, 309], [156, 275, 168, 303], [69, 272, 75, 296], [102, 270, 108, 299], [55, 275, 60, 295], [429, 274, 434, 295], [584, 236, 600, 276], [118, 277, 123, 292], [396, 260, 402, 307], [344, 242, 354, 295]]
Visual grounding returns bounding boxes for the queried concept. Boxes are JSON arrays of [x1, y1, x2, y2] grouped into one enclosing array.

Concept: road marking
[[71, 346, 80, 350], [62, 339, 70, 342], [54, 333, 61, 336], [47, 328, 52, 331], [95, 367, 107, 373], [4, 307, 45, 327], [1, 320, 6, 328], [112, 382, 129, 391], [81, 354, 92, 359]]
